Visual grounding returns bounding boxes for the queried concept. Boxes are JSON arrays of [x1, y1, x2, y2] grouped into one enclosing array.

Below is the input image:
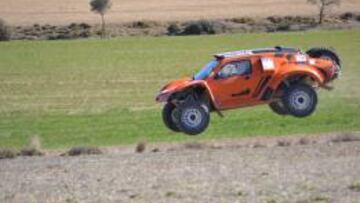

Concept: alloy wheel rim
[[290, 90, 311, 110], [182, 108, 202, 128]]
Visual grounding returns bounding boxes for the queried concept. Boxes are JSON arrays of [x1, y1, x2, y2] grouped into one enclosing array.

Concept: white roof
[[215, 50, 254, 58], [214, 47, 299, 59]]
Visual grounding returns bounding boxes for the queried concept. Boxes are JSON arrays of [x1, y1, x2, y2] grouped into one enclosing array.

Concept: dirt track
[[1, 0, 360, 25], [1, 134, 360, 203]]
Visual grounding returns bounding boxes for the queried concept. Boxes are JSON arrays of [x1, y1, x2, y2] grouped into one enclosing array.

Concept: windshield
[[193, 60, 219, 80]]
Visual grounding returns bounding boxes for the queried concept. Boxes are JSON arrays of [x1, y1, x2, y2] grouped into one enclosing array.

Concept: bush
[[0, 148, 19, 159], [45, 24, 91, 40], [231, 17, 255, 24], [0, 19, 11, 41], [267, 16, 316, 25], [167, 23, 181, 36], [277, 140, 291, 147], [181, 20, 225, 35], [275, 23, 291, 32], [339, 12, 360, 22], [356, 15, 360, 22], [298, 138, 311, 145], [135, 141, 146, 153], [20, 148, 44, 156], [267, 23, 291, 32], [340, 12, 355, 21], [267, 16, 282, 24], [331, 134, 360, 143], [349, 182, 360, 192], [63, 146, 102, 156], [68, 23, 92, 30], [183, 142, 205, 150], [131, 21, 159, 29], [20, 136, 44, 156]]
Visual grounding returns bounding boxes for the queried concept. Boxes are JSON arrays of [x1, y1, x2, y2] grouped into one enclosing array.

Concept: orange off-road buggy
[[156, 47, 341, 135]]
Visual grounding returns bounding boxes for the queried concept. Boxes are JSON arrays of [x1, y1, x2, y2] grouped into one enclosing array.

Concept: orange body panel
[[156, 48, 338, 111]]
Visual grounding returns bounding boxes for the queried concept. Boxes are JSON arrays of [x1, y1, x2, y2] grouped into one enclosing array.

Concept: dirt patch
[[0, 133, 359, 202], [165, 132, 360, 153]]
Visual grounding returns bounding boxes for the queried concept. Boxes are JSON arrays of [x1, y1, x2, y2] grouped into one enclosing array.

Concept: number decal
[[261, 58, 275, 71]]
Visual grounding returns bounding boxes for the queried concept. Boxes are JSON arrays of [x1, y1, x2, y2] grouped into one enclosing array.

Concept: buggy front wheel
[[176, 102, 210, 135]]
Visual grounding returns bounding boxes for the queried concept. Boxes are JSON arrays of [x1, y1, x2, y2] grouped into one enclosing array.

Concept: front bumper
[[155, 92, 171, 102]]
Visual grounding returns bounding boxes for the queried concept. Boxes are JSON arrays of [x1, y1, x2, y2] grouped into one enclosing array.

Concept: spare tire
[[306, 47, 341, 80], [306, 47, 341, 66]]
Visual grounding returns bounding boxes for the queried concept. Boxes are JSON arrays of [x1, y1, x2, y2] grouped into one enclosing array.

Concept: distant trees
[[90, 0, 112, 38], [307, 0, 341, 24]]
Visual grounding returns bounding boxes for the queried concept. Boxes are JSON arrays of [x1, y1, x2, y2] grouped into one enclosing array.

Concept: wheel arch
[[268, 70, 324, 99], [271, 70, 324, 91], [168, 82, 219, 110]]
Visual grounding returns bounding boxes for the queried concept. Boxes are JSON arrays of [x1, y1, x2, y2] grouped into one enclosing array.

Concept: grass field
[[1, 0, 360, 25], [0, 29, 360, 149]]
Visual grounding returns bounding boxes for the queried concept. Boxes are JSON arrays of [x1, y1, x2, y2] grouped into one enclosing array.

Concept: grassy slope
[[0, 29, 359, 149]]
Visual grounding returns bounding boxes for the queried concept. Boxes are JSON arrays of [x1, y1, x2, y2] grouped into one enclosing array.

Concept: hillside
[[0, 0, 359, 25]]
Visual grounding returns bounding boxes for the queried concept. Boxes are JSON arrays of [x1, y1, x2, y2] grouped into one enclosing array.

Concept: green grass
[[0, 29, 360, 149]]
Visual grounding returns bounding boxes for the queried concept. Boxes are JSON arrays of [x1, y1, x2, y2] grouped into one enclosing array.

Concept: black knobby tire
[[282, 83, 318, 118], [162, 102, 181, 132], [306, 47, 341, 67], [176, 102, 210, 135], [269, 101, 288, 115]]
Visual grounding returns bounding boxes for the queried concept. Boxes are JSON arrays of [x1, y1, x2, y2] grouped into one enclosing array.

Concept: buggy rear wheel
[[282, 83, 318, 118]]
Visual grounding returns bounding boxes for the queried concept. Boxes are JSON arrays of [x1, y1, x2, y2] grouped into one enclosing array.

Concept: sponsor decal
[[261, 58, 275, 71]]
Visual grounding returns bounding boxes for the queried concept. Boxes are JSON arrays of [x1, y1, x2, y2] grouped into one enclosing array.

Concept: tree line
[[90, 0, 341, 38]]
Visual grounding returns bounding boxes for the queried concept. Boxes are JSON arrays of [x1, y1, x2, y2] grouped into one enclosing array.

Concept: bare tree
[[307, 0, 340, 24], [90, 0, 112, 38]]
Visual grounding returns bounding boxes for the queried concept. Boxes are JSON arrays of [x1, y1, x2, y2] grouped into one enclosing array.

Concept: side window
[[218, 60, 252, 79]]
